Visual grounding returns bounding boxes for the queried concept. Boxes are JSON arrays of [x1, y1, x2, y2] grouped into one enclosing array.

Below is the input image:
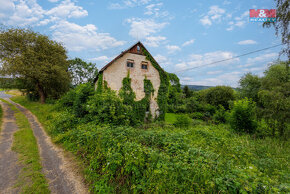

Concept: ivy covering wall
[[119, 74, 154, 122], [142, 48, 169, 120]]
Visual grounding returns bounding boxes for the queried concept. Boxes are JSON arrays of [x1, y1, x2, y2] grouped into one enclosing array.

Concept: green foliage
[[263, 0, 289, 57], [239, 72, 261, 102], [57, 83, 94, 117], [142, 48, 169, 120], [183, 85, 193, 98], [87, 89, 132, 126], [174, 115, 190, 128], [68, 57, 98, 86], [229, 98, 257, 134], [11, 96, 290, 193], [202, 86, 235, 109], [213, 105, 227, 124], [119, 75, 154, 124], [119, 75, 136, 105], [0, 27, 71, 103], [258, 62, 290, 137], [96, 72, 103, 94], [168, 73, 181, 92]]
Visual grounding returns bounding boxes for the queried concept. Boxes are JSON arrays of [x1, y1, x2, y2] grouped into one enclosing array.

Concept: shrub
[[202, 86, 235, 109], [213, 105, 227, 124], [174, 115, 190, 128], [228, 98, 257, 134], [189, 112, 204, 120], [86, 89, 134, 126]]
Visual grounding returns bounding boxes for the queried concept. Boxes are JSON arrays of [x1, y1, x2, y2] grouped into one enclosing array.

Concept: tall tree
[[0, 27, 71, 103], [263, 0, 290, 57], [238, 72, 261, 102], [68, 58, 98, 86], [258, 61, 290, 137], [183, 85, 192, 98]]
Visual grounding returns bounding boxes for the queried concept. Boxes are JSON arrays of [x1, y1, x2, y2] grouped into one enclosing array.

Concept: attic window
[[141, 64, 148, 70], [127, 60, 134, 68], [137, 45, 140, 52]]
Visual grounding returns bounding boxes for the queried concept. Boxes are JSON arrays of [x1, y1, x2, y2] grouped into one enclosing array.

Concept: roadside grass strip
[[0, 103, 2, 132], [0, 98, 50, 193]]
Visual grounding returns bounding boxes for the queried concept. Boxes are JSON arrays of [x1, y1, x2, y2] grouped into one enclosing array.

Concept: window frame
[[141, 62, 148, 70], [127, 60, 134, 68]]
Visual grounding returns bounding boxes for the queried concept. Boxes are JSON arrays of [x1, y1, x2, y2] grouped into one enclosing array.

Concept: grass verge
[[0, 98, 50, 193]]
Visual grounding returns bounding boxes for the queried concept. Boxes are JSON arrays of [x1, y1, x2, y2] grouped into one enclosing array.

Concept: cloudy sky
[[0, 0, 286, 87]]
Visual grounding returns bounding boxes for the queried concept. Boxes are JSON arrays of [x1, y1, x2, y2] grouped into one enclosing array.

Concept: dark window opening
[[127, 61, 134, 68], [142, 64, 148, 69]]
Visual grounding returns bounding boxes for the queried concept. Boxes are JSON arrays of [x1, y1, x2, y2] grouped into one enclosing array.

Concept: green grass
[[11, 96, 54, 131], [0, 98, 50, 193], [11, 96, 290, 193], [165, 113, 178, 124], [0, 103, 2, 132]]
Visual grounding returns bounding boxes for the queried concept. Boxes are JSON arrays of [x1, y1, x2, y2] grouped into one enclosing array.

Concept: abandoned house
[[94, 41, 168, 119]]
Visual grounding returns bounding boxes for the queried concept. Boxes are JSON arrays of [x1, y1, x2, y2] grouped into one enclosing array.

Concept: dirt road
[[0, 98, 88, 194]]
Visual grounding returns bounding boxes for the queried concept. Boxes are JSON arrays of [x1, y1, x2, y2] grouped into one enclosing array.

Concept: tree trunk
[[37, 83, 46, 104]]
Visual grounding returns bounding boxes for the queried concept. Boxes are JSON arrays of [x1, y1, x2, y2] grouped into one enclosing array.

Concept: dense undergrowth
[[11, 96, 290, 193]]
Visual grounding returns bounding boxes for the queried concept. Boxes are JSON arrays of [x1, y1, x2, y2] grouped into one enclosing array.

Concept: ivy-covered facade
[[94, 41, 169, 121]]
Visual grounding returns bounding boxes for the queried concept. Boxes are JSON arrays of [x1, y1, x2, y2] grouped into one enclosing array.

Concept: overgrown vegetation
[[9, 59, 289, 193], [142, 47, 169, 120]]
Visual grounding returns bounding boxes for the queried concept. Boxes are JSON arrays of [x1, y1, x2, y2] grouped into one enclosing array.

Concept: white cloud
[[50, 21, 125, 51], [0, 0, 14, 19], [246, 52, 278, 64], [0, 0, 88, 27], [166, 45, 181, 54], [108, 0, 151, 9], [126, 18, 168, 39], [227, 11, 249, 31], [200, 5, 226, 26], [181, 72, 242, 87], [90, 56, 109, 61], [207, 70, 222, 75], [144, 3, 169, 17], [3, 0, 45, 26], [154, 54, 168, 64], [182, 39, 195, 47], [238, 40, 257, 45], [200, 16, 212, 26], [144, 36, 166, 47], [48, 0, 59, 2], [175, 51, 239, 71], [46, 0, 88, 19]]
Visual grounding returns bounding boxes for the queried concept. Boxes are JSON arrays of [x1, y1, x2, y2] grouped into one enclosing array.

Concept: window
[[142, 64, 148, 69], [127, 60, 134, 68], [137, 45, 140, 52], [141, 62, 148, 70]]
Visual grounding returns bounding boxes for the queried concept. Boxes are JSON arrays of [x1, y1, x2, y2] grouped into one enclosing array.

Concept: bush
[[174, 115, 190, 128], [189, 112, 204, 120], [213, 105, 227, 124], [228, 98, 257, 134], [202, 86, 235, 109], [87, 89, 135, 126]]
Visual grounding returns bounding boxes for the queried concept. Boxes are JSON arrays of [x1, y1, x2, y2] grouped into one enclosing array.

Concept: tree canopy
[[0, 27, 71, 103], [263, 0, 290, 57], [68, 58, 98, 86]]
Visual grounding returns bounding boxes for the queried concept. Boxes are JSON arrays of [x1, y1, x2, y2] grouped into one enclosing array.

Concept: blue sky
[[0, 0, 286, 87]]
